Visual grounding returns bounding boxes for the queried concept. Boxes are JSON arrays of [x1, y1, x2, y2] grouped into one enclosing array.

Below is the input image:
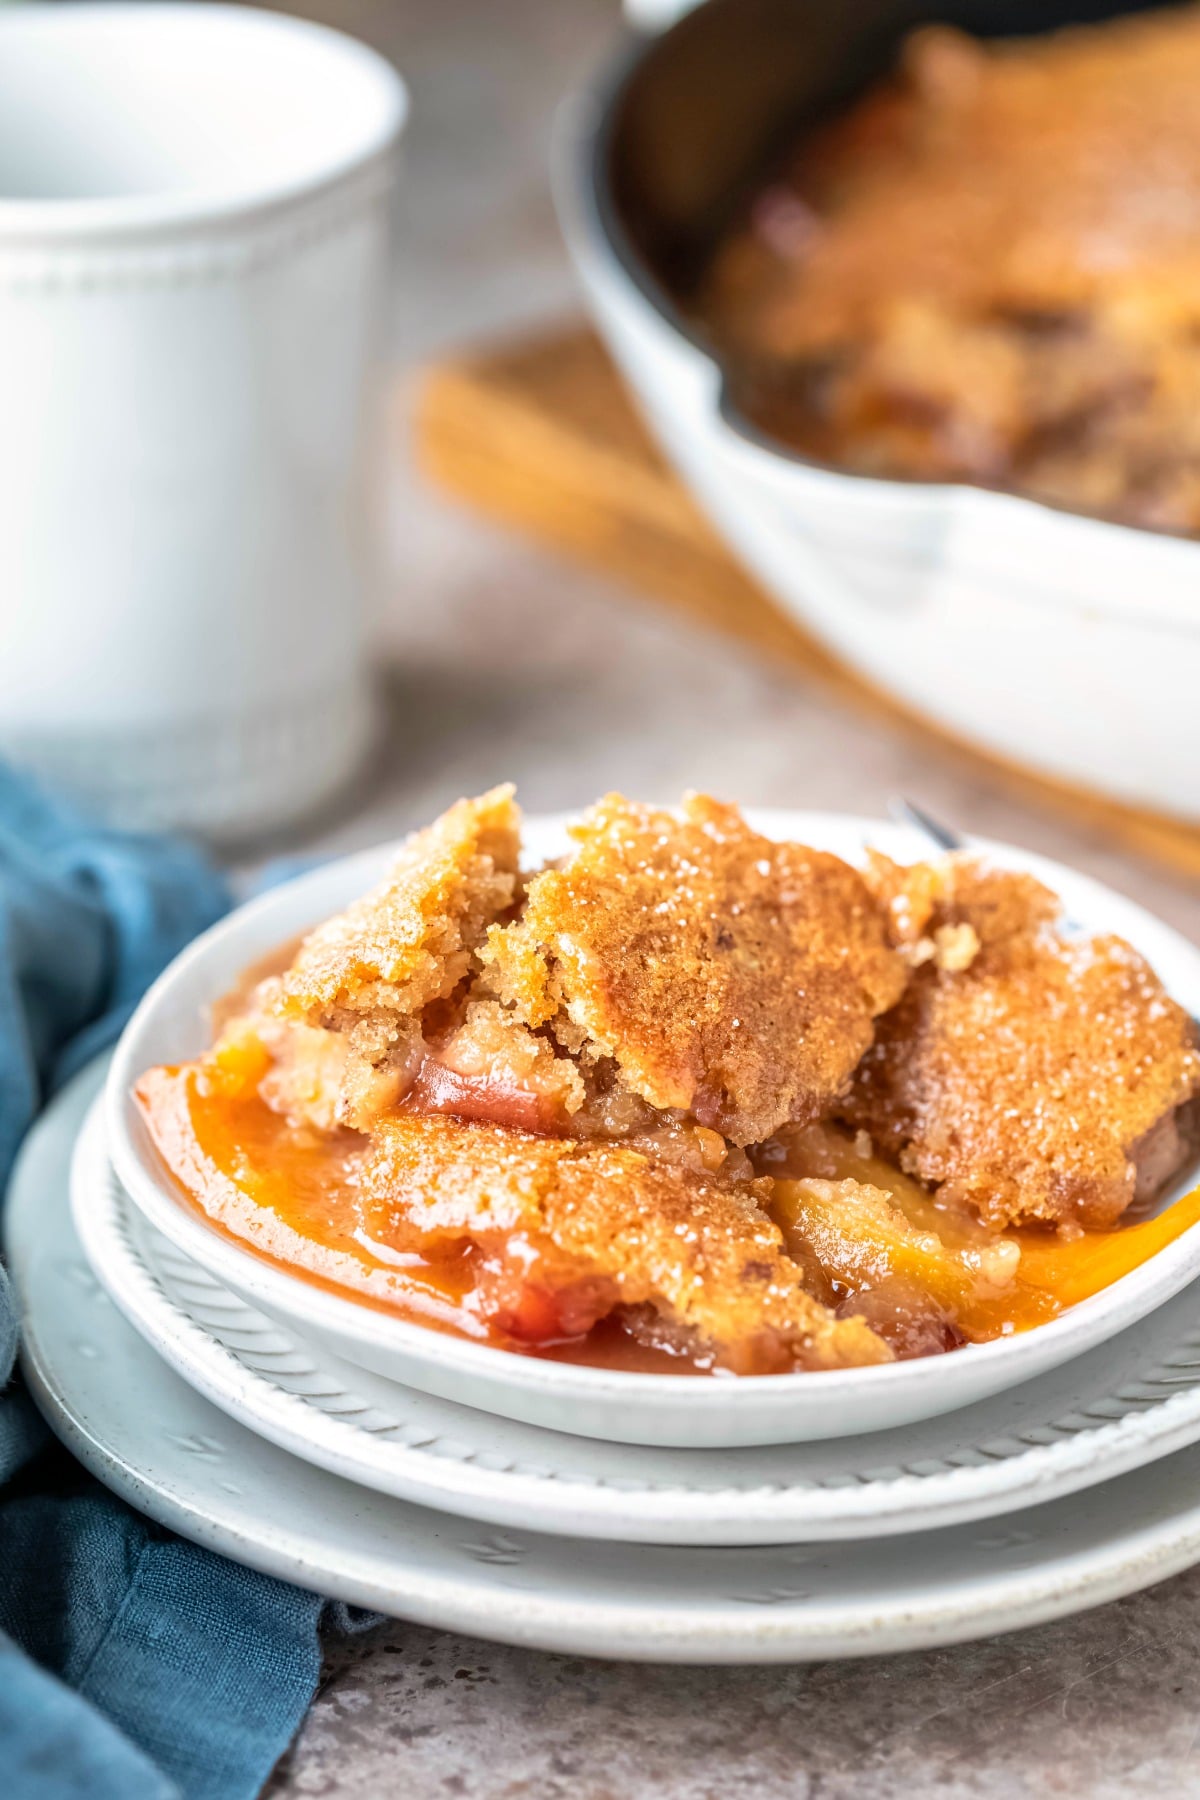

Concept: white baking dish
[[555, 1, 1200, 823]]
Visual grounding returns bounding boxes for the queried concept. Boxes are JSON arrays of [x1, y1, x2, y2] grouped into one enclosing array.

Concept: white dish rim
[[0, 3, 408, 241]]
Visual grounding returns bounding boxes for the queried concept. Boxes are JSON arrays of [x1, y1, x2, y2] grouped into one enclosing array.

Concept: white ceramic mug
[[0, 4, 407, 836]]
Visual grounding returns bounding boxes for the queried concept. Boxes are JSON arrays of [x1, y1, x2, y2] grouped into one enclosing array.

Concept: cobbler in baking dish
[[701, 6, 1200, 534], [137, 788, 1200, 1374]]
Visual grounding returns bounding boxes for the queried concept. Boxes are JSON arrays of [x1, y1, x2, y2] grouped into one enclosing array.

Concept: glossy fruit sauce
[[135, 947, 1200, 1373]]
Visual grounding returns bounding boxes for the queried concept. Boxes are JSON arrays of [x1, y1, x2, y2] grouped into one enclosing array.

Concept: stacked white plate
[[13, 813, 1200, 1662]]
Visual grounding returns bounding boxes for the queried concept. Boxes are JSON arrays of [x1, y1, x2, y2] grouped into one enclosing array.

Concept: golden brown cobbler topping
[[481, 792, 905, 1145], [700, 7, 1200, 532], [262, 785, 522, 1129], [356, 1111, 890, 1373], [842, 854, 1200, 1229], [196, 788, 916, 1367], [276, 784, 521, 1036]]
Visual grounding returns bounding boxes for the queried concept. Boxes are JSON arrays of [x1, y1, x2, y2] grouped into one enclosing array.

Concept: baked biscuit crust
[[483, 793, 905, 1146], [844, 854, 1200, 1228], [277, 784, 521, 1034], [358, 1111, 891, 1373], [701, 8, 1200, 532]]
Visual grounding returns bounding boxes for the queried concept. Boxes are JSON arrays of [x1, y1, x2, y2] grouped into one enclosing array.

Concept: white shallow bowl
[[556, 8, 1200, 823], [107, 810, 1200, 1448], [19, 1064, 1200, 1660], [76, 1086, 1200, 1546]]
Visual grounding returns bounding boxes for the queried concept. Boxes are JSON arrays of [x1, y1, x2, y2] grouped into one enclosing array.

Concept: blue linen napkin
[[0, 766, 370, 1800]]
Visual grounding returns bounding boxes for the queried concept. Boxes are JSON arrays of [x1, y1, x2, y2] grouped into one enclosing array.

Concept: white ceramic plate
[[105, 811, 1200, 1448], [18, 1062, 1200, 1662], [75, 1082, 1200, 1545]]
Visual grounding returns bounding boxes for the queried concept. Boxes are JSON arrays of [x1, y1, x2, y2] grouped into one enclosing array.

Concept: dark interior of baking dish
[[595, 0, 1168, 325]]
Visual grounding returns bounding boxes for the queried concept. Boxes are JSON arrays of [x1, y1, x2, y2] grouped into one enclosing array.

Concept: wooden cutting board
[[415, 323, 1200, 883]]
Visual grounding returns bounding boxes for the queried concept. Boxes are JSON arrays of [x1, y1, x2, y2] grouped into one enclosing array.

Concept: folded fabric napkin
[[0, 766, 371, 1800]]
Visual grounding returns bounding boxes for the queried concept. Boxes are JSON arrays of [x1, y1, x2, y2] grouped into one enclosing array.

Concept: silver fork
[[888, 797, 966, 854]]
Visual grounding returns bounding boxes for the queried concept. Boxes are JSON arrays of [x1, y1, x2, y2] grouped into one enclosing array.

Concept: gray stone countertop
[[257, 1, 1200, 1791]]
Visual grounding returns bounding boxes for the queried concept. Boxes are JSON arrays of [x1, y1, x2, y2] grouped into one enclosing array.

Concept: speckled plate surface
[[16, 1060, 1200, 1662], [70, 1062, 1200, 1548]]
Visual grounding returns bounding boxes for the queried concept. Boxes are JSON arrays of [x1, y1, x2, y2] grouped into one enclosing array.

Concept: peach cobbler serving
[[700, 6, 1200, 534], [137, 789, 1200, 1375]]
